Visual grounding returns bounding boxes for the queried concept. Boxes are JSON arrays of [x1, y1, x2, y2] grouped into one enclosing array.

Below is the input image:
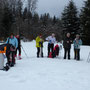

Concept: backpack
[[48, 51, 56, 58]]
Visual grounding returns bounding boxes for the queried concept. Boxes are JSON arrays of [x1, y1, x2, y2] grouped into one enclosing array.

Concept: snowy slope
[[0, 41, 90, 90]]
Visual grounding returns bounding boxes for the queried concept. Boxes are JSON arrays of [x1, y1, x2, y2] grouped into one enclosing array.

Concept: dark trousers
[[37, 47, 43, 57], [15, 47, 21, 56], [64, 48, 70, 59], [6, 51, 15, 65], [74, 49, 80, 60], [48, 43, 54, 56]]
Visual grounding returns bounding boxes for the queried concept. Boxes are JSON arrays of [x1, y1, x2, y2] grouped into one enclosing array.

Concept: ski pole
[[87, 52, 90, 62], [21, 46, 28, 58]]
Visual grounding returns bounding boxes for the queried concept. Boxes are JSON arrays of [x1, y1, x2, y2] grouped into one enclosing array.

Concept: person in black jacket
[[63, 33, 72, 60], [15, 35, 21, 59]]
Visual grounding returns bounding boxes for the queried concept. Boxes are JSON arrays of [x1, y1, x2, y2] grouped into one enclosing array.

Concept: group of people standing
[[36, 33, 56, 58], [0, 32, 82, 71], [63, 33, 82, 60], [36, 33, 82, 60], [0, 32, 82, 68]]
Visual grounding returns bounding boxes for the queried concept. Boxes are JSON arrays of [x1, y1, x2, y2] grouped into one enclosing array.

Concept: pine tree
[[32, 13, 39, 24], [53, 16, 57, 25], [0, 1, 4, 39], [80, 0, 90, 45], [23, 7, 28, 20], [61, 0, 80, 39], [41, 13, 50, 26], [2, 6, 13, 38]]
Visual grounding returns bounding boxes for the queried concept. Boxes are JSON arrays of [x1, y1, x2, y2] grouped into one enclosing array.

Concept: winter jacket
[[6, 37, 18, 48], [63, 37, 72, 49], [46, 36, 56, 44], [73, 39, 82, 49], [0, 44, 8, 53], [36, 36, 44, 47], [54, 44, 59, 56]]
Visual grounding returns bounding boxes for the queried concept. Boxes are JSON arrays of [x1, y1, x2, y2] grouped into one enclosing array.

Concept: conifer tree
[[2, 6, 13, 38], [61, 0, 80, 39], [80, 0, 90, 45]]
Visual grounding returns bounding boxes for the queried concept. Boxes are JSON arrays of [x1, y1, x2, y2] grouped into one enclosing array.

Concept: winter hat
[[39, 34, 42, 37], [10, 33, 14, 36], [76, 34, 80, 37]]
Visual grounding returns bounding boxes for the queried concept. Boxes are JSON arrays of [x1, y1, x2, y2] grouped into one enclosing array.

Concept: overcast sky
[[36, 0, 86, 17]]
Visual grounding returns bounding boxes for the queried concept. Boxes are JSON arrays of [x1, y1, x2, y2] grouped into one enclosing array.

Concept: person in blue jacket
[[6, 33, 18, 67], [73, 34, 82, 60]]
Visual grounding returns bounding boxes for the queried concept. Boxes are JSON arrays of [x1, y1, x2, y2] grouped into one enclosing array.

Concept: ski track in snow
[[0, 41, 90, 90]]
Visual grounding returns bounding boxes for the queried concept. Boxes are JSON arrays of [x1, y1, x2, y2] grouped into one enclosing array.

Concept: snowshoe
[[3, 63, 10, 71]]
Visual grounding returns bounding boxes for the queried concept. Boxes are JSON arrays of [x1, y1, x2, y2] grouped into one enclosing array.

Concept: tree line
[[0, 0, 90, 45]]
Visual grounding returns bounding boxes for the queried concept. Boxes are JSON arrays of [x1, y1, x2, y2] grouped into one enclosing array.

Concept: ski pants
[[15, 46, 21, 56], [37, 47, 43, 57], [6, 50, 15, 65], [48, 43, 54, 56], [74, 49, 80, 60], [64, 48, 70, 59], [37, 47, 40, 57]]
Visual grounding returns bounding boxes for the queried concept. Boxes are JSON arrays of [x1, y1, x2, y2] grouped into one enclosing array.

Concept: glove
[[39, 41, 43, 45], [39, 41, 43, 47]]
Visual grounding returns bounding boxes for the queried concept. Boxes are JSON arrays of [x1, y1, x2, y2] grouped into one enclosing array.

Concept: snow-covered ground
[[0, 41, 90, 90]]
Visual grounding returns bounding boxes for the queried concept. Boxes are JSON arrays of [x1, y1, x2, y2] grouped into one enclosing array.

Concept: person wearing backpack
[[6, 33, 18, 67], [73, 34, 82, 60]]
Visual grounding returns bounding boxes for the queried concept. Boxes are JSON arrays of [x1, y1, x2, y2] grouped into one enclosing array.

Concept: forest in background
[[0, 0, 90, 45]]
